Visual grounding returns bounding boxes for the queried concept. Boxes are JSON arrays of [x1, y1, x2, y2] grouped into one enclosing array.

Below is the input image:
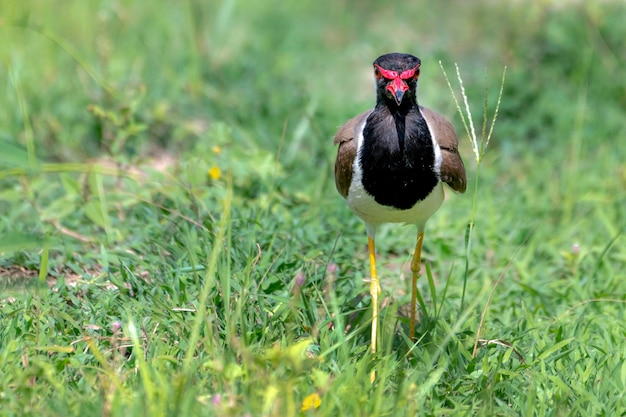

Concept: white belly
[[346, 180, 444, 227]]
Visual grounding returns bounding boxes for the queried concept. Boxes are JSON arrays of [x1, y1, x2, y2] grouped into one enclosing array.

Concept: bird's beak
[[386, 78, 409, 105]]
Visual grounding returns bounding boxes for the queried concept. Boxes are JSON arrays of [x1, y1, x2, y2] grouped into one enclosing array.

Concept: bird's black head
[[373, 53, 421, 107]]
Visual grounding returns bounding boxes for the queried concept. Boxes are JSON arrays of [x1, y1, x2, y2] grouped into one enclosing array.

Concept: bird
[[333, 53, 466, 371]]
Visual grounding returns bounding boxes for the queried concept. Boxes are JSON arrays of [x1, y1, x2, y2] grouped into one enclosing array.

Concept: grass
[[1, 0, 626, 416]]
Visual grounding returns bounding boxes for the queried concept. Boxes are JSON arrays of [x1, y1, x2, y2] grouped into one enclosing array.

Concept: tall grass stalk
[[182, 176, 233, 372], [8, 68, 37, 171], [439, 62, 507, 312]]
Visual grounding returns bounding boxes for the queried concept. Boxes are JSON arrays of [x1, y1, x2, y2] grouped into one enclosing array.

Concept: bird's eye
[[374, 67, 382, 80]]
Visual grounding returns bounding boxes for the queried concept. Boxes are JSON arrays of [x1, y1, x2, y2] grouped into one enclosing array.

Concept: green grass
[[1, 1, 626, 416]]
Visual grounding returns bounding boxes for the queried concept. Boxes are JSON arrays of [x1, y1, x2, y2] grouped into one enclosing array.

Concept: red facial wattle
[[374, 63, 420, 105]]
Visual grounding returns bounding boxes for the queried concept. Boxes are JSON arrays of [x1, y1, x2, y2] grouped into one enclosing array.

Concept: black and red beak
[[386, 78, 409, 106]]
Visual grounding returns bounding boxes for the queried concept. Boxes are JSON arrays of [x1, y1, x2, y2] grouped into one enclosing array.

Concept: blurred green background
[[2, 1, 624, 160]]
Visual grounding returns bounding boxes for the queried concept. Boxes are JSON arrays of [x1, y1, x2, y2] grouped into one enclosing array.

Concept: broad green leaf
[[84, 199, 108, 228], [0, 140, 38, 169], [537, 337, 575, 361]]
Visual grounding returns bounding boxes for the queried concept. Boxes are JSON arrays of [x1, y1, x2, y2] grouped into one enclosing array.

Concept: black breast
[[359, 108, 438, 210]]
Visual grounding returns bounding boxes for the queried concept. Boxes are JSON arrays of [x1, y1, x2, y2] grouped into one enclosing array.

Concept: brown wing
[[420, 106, 467, 193], [333, 110, 372, 198]]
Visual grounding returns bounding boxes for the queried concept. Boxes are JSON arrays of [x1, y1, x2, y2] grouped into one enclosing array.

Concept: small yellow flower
[[208, 166, 221, 180], [212, 146, 222, 154], [301, 392, 321, 411]]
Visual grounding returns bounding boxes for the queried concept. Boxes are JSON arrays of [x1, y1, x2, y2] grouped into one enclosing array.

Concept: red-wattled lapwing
[[333, 53, 466, 362]]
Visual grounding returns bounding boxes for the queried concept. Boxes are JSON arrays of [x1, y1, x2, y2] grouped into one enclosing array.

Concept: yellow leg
[[409, 231, 424, 341], [367, 235, 380, 383]]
